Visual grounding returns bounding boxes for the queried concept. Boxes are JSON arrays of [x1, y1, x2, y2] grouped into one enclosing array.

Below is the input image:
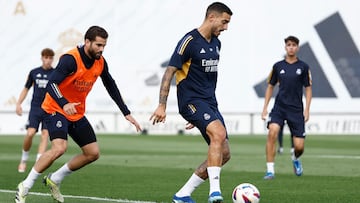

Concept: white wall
[[1, 0, 359, 134]]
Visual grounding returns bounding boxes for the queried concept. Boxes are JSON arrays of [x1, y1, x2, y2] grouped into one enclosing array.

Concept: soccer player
[[261, 36, 312, 180], [150, 2, 232, 203], [15, 25, 142, 203], [16, 48, 55, 173]]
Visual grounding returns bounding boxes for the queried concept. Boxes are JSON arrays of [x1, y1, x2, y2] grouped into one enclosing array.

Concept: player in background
[[261, 36, 312, 180], [16, 48, 55, 173], [150, 2, 232, 203], [15, 25, 142, 203]]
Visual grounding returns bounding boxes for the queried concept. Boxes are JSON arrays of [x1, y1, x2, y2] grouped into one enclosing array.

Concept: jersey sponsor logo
[[202, 59, 219, 73], [36, 79, 49, 88], [73, 79, 94, 92]]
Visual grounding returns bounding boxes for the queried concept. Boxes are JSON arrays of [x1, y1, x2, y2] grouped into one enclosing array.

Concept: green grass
[[1, 134, 360, 202]]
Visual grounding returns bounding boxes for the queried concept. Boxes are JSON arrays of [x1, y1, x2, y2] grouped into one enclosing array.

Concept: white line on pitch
[[0, 189, 158, 203], [308, 155, 360, 159]]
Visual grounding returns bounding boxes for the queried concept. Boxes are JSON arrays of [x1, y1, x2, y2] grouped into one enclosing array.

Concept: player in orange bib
[[15, 26, 142, 203]]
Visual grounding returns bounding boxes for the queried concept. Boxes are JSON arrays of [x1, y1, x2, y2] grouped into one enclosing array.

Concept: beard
[[88, 48, 102, 60]]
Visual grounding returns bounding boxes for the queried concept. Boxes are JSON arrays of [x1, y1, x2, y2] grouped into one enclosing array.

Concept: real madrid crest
[[296, 68, 302, 75]]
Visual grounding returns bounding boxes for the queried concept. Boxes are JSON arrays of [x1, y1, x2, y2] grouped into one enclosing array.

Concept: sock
[[22, 167, 41, 189], [50, 163, 73, 184], [36, 153, 42, 162], [21, 150, 29, 162], [176, 173, 205, 197], [291, 148, 295, 160], [266, 162, 275, 174], [207, 166, 221, 195]]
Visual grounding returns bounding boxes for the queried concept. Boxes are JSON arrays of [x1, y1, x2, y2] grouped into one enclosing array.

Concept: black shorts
[[26, 107, 47, 131], [44, 112, 97, 147], [268, 105, 306, 138], [179, 100, 228, 144]]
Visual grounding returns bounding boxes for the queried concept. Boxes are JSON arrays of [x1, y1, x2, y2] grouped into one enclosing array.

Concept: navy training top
[[169, 29, 221, 109], [268, 59, 312, 111], [24, 67, 54, 108]]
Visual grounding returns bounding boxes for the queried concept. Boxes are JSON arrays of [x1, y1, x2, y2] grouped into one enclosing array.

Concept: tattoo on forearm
[[159, 69, 174, 104]]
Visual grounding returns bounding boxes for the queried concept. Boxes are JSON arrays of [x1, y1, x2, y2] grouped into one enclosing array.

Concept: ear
[[208, 12, 217, 22], [85, 38, 91, 46]]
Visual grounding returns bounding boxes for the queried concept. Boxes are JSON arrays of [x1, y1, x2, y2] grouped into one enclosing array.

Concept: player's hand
[[261, 109, 268, 120], [63, 102, 81, 115], [16, 105, 22, 116], [185, 122, 195, 130], [125, 114, 142, 132], [149, 104, 166, 125], [304, 110, 310, 122]]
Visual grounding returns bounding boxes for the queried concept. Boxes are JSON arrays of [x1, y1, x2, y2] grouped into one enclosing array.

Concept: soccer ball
[[232, 183, 260, 203]]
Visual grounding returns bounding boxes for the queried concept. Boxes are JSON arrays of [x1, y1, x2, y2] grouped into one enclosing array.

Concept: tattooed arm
[[149, 66, 177, 125]]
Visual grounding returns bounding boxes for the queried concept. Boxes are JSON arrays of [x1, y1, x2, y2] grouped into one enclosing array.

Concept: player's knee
[[267, 131, 278, 142], [86, 151, 100, 162], [50, 147, 67, 159], [84, 146, 100, 162], [294, 145, 304, 152], [26, 130, 36, 137], [213, 130, 227, 143]]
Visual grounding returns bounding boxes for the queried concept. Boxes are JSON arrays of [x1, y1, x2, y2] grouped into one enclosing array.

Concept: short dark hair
[[284, 36, 299, 45], [84, 25, 108, 41], [41, 48, 54, 57], [206, 2, 233, 17]]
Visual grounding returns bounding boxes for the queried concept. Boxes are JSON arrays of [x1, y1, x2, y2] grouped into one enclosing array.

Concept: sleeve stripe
[[50, 83, 63, 98], [176, 35, 193, 55]]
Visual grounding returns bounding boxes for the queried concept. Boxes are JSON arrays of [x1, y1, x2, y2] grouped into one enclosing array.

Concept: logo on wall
[[254, 12, 360, 98], [55, 28, 83, 61]]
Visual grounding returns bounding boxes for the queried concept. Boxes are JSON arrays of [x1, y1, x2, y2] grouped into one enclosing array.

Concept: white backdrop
[[1, 0, 359, 134]]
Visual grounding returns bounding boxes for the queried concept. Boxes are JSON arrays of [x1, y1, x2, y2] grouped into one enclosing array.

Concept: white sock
[[207, 166, 221, 195], [21, 150, 29, 162], [176, 173, 205, 197], [50, 163, 73, 184], [291, 148, 295, 160], [266, 162, 275, 174], [22, 167, 41, 189], [36, 153, 42, 162]]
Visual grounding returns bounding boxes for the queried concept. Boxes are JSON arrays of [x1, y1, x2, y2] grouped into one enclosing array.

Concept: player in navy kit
[[261, 36, 312, 179], [16, 48, 55, 173], [150, 2, 232, 203]]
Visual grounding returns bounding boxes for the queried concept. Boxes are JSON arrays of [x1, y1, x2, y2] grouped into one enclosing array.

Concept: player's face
[[211, 12, 231, 37], [86, 36, 107, 60], [41, 55, 54, 69], [285, 41, 299, 57]]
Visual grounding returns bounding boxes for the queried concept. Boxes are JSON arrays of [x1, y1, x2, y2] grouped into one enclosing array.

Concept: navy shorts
[[26, 107, 48, 131], [179, 100, 228, 144], [44, 112, 97, 147], [268, 105, 306, 138]]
